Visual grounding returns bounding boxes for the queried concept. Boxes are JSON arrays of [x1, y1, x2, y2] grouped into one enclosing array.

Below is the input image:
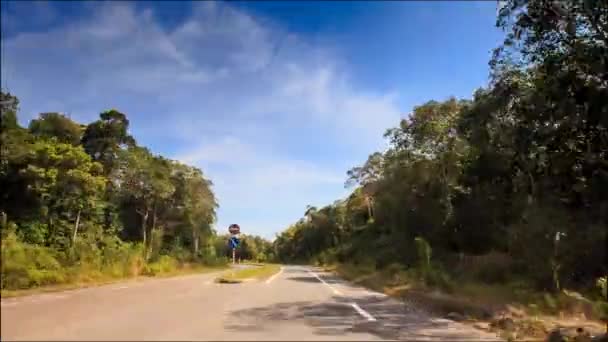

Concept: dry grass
[[329, 262, 607, 340]]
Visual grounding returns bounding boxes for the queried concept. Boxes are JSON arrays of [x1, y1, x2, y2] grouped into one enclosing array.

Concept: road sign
[[229, 236, 240, 249], [228, 224, 240, 235]]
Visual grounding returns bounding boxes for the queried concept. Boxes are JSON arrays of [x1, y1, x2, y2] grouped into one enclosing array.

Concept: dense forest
[[0, 95, 272, 290], [274, 0, 607, 297]]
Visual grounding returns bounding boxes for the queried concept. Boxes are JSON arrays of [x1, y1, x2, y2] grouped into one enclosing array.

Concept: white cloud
[[3, 1, 402, 237]]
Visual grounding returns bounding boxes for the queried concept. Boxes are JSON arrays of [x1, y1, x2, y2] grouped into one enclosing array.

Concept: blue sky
[[1, 0, 504, 239]]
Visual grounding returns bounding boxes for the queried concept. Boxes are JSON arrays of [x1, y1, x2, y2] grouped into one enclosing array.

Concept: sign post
[[228, 224, 241, 265]]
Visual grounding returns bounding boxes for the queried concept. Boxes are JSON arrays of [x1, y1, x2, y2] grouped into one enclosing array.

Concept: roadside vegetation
[[0, 94, 272, 294], [215, 264, 281, 284], [274, 0, 608, 339]]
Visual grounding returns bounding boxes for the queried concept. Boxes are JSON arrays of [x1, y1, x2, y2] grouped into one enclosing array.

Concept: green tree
[[29, 112, 84, 146], [170, 163, 217, 257], [81, 109, 135, 176], [20, 139, 106, 248]]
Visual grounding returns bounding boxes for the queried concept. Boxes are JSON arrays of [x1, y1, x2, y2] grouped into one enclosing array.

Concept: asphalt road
[[1, 265, 501, 341]]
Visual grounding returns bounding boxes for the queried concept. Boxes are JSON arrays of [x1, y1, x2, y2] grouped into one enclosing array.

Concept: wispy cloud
[[4, 1, 402, 238]]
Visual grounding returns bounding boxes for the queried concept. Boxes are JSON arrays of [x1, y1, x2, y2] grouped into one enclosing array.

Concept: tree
[[0, 91, 20, 131], [275, 0, 607, 292], [1, 91, 223, 291], [29, 113, 84, 146], [19, 139, 106, 248], [170, 163, 217, 256], [81, 109, 135, 176], [346, 152, 384, 221]]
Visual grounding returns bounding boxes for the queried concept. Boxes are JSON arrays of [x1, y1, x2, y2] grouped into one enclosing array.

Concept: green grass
[[1, 264, 228, 298], [215, 264, 281, 283]]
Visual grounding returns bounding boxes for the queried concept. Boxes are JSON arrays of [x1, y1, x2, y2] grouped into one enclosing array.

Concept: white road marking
[[350, 302, 377, 322], [204, 280, 213, 285], [1, 301, 17, 307], [308, 271, 343, 295], [265, 267, 284, 284], [113, 286, 130, 290]]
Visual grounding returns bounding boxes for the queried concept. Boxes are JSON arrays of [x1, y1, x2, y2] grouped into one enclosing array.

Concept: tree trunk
[[192, 229, 199, 255], [151, 202, 157, 231], [147, 204, 158, 260], [72, 208, 81, 245], [141, 209, 149, 247], [48, 215, 54, 243], [528, 171, 535, 204], [552, 233, 561, 292], [147, 229, 155, 261]]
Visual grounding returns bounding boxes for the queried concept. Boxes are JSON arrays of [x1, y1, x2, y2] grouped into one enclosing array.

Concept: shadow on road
[[286, 276, 321, 283], [224, 294, 500, 341]]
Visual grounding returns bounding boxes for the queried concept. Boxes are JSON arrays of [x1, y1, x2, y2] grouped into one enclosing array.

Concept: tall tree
[[19, 140, 106, 248], [81, 109, 135, 176], [29, 112, 84, 146]]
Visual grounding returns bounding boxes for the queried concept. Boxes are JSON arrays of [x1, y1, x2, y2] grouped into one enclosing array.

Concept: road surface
[[1, 265, 501, 341]]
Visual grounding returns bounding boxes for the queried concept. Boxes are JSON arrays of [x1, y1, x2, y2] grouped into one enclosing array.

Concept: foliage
[[29, 112, 83, 146], [598, 277, 608, 300], [414, 237, 432, 274], [274, 0, 607, 300], [0, 96, 230, 290]]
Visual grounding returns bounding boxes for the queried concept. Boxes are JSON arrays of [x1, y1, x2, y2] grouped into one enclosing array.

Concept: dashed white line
[[265, 267, 284, 284], [308, 271, 343, 295], [113, 286, 130, 290], [350, 302, 377, 321]]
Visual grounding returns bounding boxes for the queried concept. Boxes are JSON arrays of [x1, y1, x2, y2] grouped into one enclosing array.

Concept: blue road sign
[[229, 236, 240, 249]]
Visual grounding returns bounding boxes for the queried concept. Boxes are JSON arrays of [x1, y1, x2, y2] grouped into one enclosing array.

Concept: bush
[[27, 269, 66, 286], [415, 237, 432, 273], [168, 243, 192, 264], [68, 237, 103, 271], [593, 301, 608, 321], [142, 255, 177, 276], [1, 228, 223, 291], [100, 236, 144, 277], [425, 267, 454, 293], [466, 252, 513, 284], [17, 222, 48, 245], [1, 232, 66, 289], [147, 228, 164, 262]]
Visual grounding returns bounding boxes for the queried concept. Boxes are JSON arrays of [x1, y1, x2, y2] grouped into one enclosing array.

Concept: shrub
[[100, 236, 144, 277], [415, 237, 432, 273], [597, 276, 607, 299], [26, 269, 66, 286], [467, 252, 513, 284], [142, 255, 177, 276], [425, 267, 454, 293], [1, 232, 66, 289], [67, 237, 103, 275], [593, 301, 608, 321], [17, 221, 48, 245]]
